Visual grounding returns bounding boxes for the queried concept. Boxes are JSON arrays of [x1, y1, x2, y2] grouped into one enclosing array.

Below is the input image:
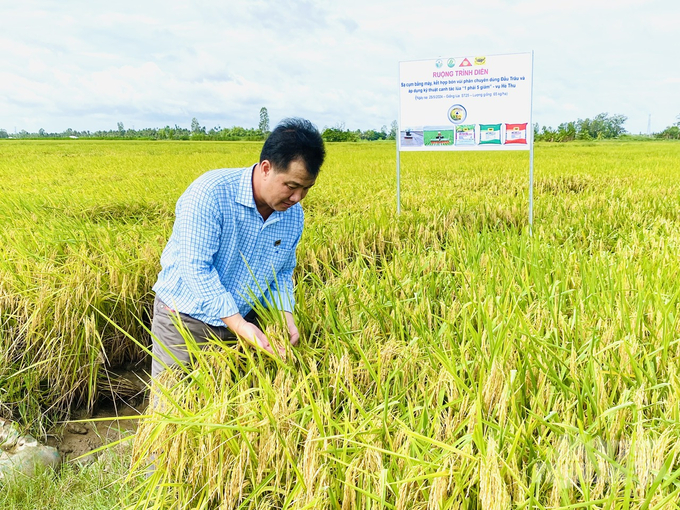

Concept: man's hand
[[284, 312, 299, 346], [242, 322, 284, 356], [223, 314, 281, 357]]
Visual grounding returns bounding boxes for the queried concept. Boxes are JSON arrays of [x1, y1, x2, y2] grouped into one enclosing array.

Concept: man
[[150, 118, 325, 377]]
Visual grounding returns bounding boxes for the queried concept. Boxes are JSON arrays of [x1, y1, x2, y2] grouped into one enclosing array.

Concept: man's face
[[261, 159, 316, 212]]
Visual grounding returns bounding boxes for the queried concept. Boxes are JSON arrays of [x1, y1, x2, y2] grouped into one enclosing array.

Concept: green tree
[[389, 120, 398, 140], [191, 117, 201, 134], [117, 122, 125, 136], [191, 118, 206, 139], [656, 115, 680, 139], [322, 126, 359, 142], [259, 107, 270, 136], [556, 121, 577, 142], [576, 113, 627, 139], [360, 129, 382, 141]]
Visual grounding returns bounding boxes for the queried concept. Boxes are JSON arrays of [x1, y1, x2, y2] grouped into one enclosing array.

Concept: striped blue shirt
[[152, 165, 302, 326]]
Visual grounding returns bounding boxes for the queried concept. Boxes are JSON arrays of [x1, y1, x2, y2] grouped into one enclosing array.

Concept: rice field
[[2, 139, 680, 508]]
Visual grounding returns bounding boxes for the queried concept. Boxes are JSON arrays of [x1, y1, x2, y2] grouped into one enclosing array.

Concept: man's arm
[[174, 183, 240, 320], [174, 177, 282, 357]]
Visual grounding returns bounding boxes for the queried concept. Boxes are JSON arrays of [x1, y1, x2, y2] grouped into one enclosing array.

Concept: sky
[[1, 0, 678, 135]]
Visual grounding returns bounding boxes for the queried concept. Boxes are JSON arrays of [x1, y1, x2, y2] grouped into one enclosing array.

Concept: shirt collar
[[236, 164, 257, 208], [235, 164, 285, 224]]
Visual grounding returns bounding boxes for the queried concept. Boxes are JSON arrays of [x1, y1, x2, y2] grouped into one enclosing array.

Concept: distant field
[[1, 139, 680, 508]]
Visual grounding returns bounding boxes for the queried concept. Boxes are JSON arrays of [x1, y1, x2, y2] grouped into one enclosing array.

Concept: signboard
[[399, 52, 533, 151]]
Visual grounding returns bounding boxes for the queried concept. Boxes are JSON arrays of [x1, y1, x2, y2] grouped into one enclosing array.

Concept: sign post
[[397, 52, 534, 228]]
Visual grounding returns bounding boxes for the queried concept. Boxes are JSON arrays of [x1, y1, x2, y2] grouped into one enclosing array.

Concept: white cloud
[[0, 0, 678, 133]]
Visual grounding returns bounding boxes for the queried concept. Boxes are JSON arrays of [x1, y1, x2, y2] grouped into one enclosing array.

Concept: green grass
[[0, 442, 135, 510], [1, 139, 680, 507]]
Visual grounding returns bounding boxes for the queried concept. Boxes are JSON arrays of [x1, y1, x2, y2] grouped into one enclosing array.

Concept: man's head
[[254, 118, 325, 216], [259, 118, 325, 178]]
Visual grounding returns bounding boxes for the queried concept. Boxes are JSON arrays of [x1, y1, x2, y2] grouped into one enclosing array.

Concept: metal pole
[[397, 61, 402, 215], [528, 50, 535, 235], [396, 139, 401, 214]]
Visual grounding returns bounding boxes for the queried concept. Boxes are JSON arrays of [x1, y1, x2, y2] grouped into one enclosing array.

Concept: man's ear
[[260, 160, 272, 177]]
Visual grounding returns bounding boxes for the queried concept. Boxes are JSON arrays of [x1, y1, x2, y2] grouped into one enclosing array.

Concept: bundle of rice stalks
[[129, 310, 478, 510], [131, 338, 318, 509]]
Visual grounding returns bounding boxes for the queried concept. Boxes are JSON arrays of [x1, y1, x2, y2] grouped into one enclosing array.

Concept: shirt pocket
[[269, 246, 294, 274]]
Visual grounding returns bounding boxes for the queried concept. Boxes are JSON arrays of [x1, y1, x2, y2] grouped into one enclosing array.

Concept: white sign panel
[[399, 52, 533, 151]]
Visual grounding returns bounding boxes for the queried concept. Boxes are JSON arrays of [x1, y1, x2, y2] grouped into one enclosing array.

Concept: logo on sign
[[447, 104, 467, 124], [474, 56, 486, 65], [435, 59, 443, 68], [460, 58, 472, 67], [447, 58, 455, 68]]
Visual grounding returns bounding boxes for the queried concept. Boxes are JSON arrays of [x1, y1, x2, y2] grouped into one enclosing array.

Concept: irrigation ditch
[[48, 364, 149, 464]]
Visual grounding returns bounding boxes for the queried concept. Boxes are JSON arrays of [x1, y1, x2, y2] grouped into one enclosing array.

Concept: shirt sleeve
[[175, 182, 240, 319]]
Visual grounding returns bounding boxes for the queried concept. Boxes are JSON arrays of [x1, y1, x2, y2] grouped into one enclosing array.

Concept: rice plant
[[2, 139, 680, 506]]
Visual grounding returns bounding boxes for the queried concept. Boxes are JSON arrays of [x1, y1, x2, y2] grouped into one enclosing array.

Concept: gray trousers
[[150, 296, 258, 378]]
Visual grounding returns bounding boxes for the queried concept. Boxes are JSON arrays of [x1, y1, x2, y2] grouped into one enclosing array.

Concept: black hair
[[259, 118, 325, 178]]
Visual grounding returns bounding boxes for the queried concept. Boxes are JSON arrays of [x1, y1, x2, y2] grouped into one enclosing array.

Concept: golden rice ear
[[479, 437, 511, 510], [263, 321, 289, 357]]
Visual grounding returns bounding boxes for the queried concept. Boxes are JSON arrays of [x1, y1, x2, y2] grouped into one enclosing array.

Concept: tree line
[[320, 121, 399, 142], [0, 121, 269, 141], [1, 110, 679, 142], [534, 113, 680, 141], [0, 119, 398, 142]]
